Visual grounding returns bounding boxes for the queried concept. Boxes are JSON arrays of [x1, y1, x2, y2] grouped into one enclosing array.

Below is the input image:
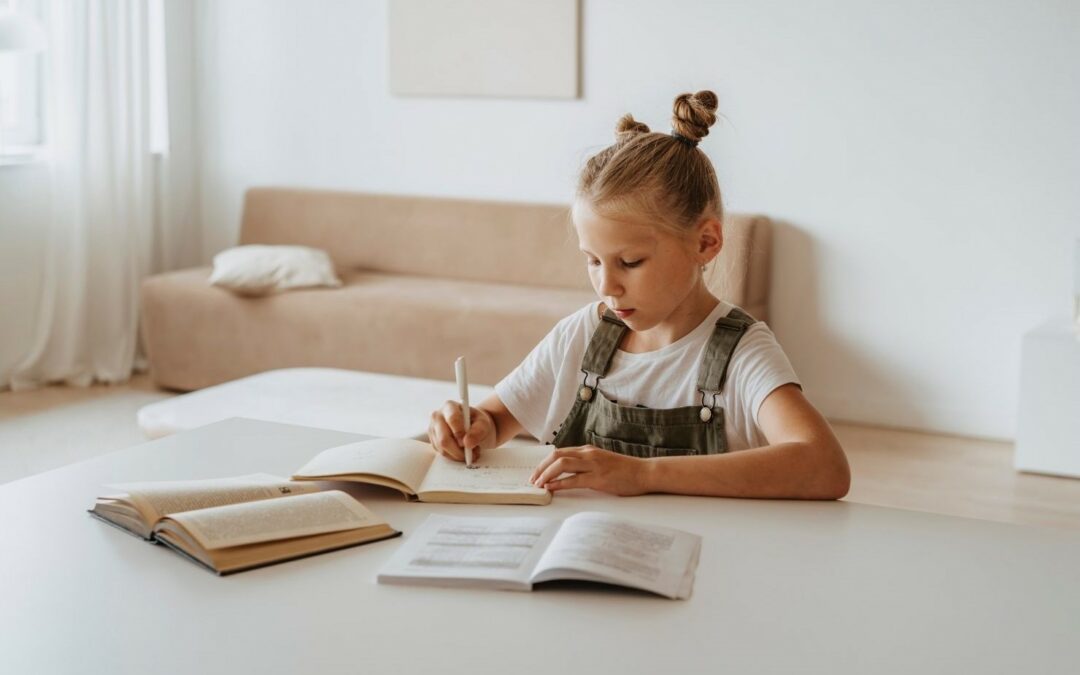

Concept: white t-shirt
[[495, 301, 800, 452]]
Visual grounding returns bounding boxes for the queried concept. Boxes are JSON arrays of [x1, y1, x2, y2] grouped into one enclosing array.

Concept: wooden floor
[[2, 375, 1079, 531], [0, 373, 163, 421], [835, 423, 1080, 530]]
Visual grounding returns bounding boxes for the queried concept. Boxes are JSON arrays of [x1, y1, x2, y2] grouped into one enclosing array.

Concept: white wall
[[207, 0, 1078, 437]]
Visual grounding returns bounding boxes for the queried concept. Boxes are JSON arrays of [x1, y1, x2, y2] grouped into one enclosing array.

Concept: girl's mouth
[[614, 308, 635, 318]]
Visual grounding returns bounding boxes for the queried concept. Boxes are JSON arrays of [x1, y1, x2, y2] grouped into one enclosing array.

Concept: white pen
[[454, 356, 475, 468]]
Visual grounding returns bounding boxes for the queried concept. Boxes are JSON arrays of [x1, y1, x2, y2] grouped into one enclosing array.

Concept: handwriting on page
[[408, 523, 547, 570], [444, 464, 537, 491], [421, 447, 549, 494]]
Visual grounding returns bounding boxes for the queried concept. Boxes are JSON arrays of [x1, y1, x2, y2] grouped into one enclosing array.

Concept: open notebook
[[292, 439, 551, 505]]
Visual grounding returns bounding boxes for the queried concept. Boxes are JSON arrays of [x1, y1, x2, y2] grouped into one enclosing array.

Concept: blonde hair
[[577, 91, 722, 238]]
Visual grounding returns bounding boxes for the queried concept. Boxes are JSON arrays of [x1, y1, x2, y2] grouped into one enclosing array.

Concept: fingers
[[443, 400, 486, 447], [440, 400, 467, 442], [534, 457, 589, 487], [531, 449, 589, 488], [460, 407, 489, 453], [545, 473, 587, 492], [529, 448, 562, 484], [529, 447, 586, 483], [430, 401, 493, 463], [429, 407, 465, 461]]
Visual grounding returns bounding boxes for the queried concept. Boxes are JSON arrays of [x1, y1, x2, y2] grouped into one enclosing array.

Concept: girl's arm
[[531, 384, 851, 500], [475, 394, 525, 447], [645, 384, 850, 499]]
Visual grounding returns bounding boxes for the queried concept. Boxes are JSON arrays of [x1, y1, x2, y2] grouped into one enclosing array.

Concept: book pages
[[377, 514, 561, 590], [292, 438, 436, 494], [530, 512, 702, 599], [110, 473, 318, 523], [417, 446, 550, 498], [164, 490, 385, 550]]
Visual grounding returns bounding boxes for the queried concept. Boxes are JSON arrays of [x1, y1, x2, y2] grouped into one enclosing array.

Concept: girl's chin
[[620, 313, 656, 330]]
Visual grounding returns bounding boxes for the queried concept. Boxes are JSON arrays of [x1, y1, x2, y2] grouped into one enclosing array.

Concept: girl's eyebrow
[[579, 247, 645, 257]]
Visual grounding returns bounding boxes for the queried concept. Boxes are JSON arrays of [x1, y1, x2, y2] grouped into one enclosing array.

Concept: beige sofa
[[141, 188, 773, 391]]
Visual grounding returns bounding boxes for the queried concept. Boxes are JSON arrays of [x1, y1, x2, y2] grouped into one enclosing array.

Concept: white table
[[1015, 318, 1080, 478], [2, 418, 1078, 675]]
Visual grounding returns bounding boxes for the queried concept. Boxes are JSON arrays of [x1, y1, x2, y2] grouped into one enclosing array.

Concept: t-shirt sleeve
[[494, 317, 573, 441], [727, 323, 801, 427]]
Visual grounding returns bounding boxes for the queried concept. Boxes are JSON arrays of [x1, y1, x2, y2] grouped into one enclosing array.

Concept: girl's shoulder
[[527, 302, 604, 369], [556, 301, 604, 334], [726, 318, 798, 384]]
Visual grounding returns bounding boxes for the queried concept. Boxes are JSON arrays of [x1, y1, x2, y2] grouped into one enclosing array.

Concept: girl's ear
[[697, 217, 723, 261]]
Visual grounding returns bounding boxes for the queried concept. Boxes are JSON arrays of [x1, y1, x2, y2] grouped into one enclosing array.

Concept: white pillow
[[209, 245, 343, 296]]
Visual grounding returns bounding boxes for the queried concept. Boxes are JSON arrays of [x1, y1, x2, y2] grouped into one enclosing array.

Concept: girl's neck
[[619, 287, 720, 354]]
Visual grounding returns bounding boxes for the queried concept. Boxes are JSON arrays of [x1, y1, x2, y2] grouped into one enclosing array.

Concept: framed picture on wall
[[388, 0, 580, 99]]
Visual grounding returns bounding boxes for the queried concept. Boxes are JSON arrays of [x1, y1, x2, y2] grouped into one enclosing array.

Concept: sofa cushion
[[141, 267, 598, 391], [209, 245, 342, 296]]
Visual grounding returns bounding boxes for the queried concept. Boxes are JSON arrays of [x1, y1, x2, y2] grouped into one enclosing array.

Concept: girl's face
[[572, 199, 707, 334]]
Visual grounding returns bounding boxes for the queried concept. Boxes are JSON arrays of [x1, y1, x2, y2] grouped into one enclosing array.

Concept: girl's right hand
[[428, 401, 497, 462]]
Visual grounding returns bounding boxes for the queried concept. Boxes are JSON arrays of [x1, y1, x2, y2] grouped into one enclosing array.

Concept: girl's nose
[[596, 268, 622, 297]]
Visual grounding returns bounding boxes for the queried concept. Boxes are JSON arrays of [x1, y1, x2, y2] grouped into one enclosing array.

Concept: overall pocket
[[586, 431, 699, 459]]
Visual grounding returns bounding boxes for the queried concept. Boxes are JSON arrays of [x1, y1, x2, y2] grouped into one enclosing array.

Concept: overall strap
[[695, 307, 756, 395], [580, 308, 629, 378]]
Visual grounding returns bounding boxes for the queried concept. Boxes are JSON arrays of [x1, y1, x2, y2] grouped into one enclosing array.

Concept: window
[[1, 0, 169, 160], [0, 0, 45, 154]]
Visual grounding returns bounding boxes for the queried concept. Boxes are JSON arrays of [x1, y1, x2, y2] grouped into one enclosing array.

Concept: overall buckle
[[579, 369, 603, 401], [698, 388, 719, 422]]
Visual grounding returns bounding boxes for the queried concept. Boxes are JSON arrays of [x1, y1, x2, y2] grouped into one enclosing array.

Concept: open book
[[377, 512, 702, 599], [292, 439, 551, 506], [89, 473, 400, 575]]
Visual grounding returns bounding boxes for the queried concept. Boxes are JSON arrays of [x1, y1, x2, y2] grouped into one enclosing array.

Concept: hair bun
[[671, 90, 718, 143], [615, 113, 651, 142]]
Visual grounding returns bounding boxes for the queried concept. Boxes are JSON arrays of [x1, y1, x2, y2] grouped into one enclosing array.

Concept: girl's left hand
[[529, 445, 650, 496]]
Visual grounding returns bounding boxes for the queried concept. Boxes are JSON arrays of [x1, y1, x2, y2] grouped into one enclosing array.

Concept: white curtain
[[9, 0, 197, 390]]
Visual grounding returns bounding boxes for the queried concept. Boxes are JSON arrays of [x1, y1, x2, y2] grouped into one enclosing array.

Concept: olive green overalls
[[550, 306, 757, 457]]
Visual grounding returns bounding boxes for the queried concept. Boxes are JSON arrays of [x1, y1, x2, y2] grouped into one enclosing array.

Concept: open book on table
[[292, 439, 551, 506], [89, 473, 400, 575], [377, 512, 702, 599]]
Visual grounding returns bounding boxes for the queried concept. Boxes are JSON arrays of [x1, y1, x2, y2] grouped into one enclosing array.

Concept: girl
[[428, 91, 850, 500]]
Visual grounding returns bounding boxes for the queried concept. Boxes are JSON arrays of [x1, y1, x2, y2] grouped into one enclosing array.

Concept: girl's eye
[[584, 257, 642, 268]]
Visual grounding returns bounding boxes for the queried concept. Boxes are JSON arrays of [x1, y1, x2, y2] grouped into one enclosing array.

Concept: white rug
[[0, 389, 172, 485]]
